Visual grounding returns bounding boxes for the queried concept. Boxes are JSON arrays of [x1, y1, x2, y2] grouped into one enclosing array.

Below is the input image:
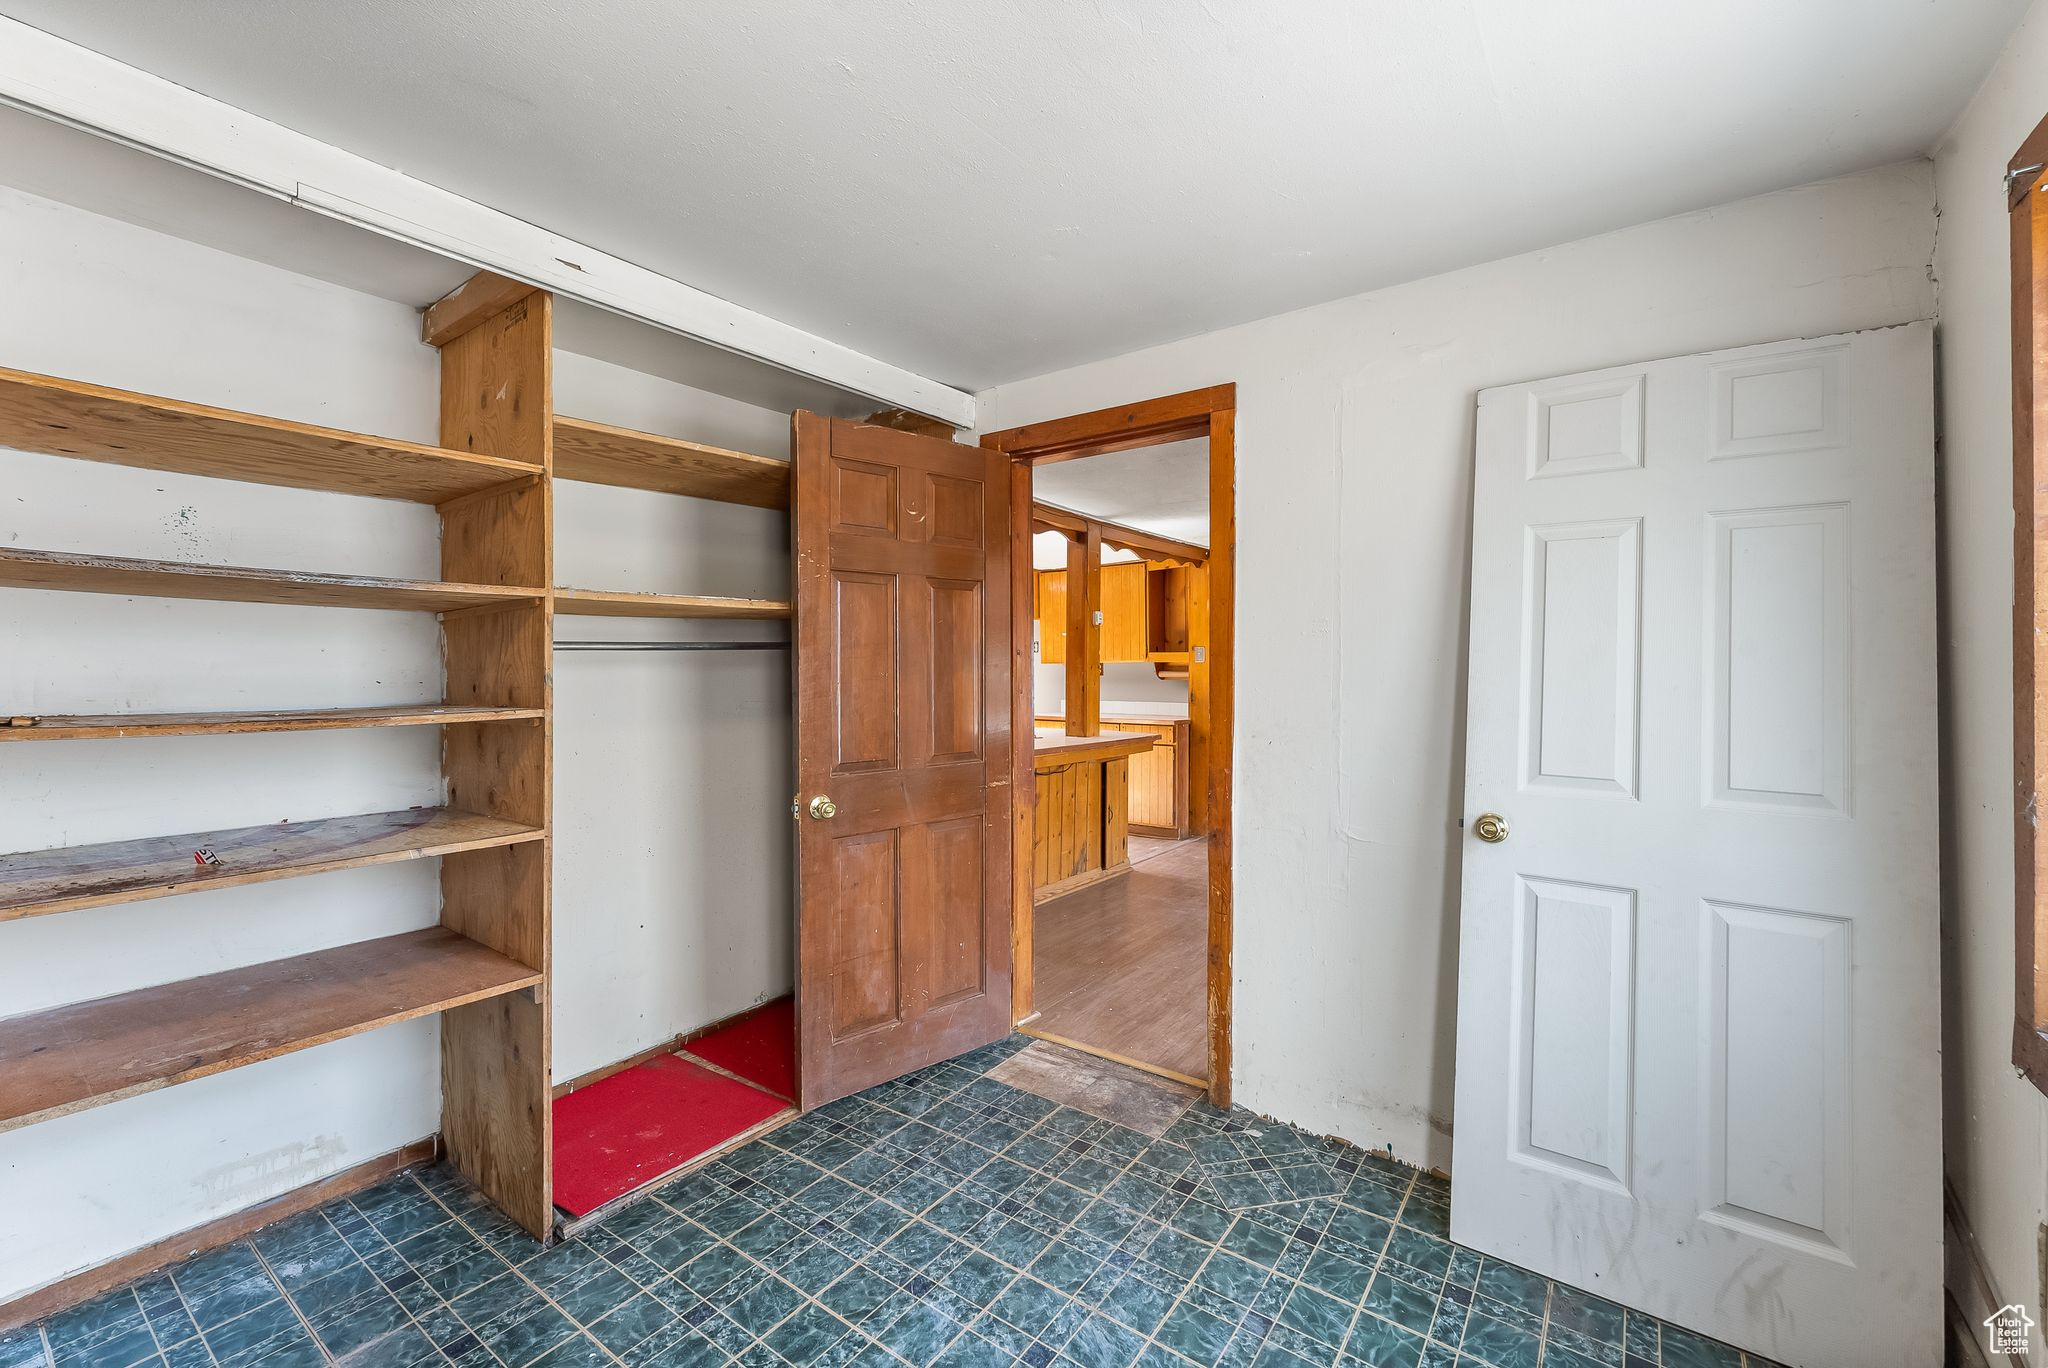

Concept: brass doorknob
[[808, 795, 838, 820], [1473, 812, 1509, 843]]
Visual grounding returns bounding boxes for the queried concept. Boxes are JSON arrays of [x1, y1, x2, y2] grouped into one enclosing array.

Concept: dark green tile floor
[[2, 1037, 1775, 1368]]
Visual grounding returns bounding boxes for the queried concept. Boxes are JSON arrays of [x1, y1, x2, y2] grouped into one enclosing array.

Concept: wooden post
[[1187, 561, 1211, 836], [431, 275, 555, 1238], [1066, 524, 1102, 736]]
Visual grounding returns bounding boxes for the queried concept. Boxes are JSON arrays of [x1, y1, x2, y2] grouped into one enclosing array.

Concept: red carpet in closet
[[551, 1054, 787, 1217], [682, 995, 796, 1100]]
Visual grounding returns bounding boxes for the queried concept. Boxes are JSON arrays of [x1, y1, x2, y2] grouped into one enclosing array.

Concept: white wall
[[0, 185, 799, 1300], [977, 162, 1939, 1171], [1933, 2, 2048, 1350], [550, 355, 793, 1084]]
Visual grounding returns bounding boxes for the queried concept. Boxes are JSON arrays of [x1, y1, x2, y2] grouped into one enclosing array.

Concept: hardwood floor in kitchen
[[1029, 834, 1208, 1081]]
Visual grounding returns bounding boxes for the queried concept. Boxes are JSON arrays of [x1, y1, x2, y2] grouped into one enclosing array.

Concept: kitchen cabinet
[[1038, 714, 1190, 839], [1035, 561, 1197, 670]]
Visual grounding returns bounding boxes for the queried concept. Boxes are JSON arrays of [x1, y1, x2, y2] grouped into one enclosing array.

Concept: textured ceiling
[[1035, 440, 1209, 555], [0, 0, 2022, 390]]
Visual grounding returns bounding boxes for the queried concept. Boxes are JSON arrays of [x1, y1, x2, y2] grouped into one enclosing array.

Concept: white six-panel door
[[1450, 326, 1939, 1368]]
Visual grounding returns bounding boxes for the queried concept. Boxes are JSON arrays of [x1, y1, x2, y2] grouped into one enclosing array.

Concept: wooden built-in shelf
[[0, 548, 544, 612], [0, 807, 546, 921], [0, 366, 537, 504], [0, 927, 542, 1132], [0, 704, 545, 743], [554, 586, 791, 619], [553, 415, 790, 509]]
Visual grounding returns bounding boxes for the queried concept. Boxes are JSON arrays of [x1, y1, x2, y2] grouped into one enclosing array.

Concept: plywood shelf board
[[0, 548, 544, 612], [552, 415, 790, 509], [0, 704, 545, 742], [0, 928, 542, 1131], [553, 587, 791, 619], [0, 366, 537, 503], [0, 807, 546, 920]]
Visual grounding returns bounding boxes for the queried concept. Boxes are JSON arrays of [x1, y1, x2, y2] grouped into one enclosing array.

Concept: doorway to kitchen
[[982, 387, 1235, 1102]]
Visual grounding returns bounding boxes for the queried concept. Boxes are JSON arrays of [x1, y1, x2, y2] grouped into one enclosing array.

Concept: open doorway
[[982, 387, 1236, 1104]]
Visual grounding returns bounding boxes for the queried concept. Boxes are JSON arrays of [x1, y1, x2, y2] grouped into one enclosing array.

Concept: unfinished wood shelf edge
[[0, 927, 543, 1133], [0, 704, 546, 742], [552, 414, 791, 509], [553, 586, 792, 619], [0, 365, 540, 504], [0, 547, 546, 612], [0, 807, 546, 920], [432, 270, 556, 1238]]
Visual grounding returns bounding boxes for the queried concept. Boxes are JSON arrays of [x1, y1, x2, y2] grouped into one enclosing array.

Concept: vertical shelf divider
[[431, 279, 556, 1237]]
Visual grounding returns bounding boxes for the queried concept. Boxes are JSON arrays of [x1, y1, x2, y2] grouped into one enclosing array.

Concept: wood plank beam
[[864, 408, 959, 440], [423, 272, 542, 348], [433, 280, 555, 1238], [1031, 501, 1208, 565], [1066, 523, 1102, 737]]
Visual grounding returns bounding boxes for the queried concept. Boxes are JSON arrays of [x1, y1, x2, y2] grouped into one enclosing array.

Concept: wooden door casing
[[792, 415, 1015, 1110]]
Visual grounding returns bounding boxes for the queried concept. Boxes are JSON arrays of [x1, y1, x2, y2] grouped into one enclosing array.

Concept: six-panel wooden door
[[790, 414, 1016, 1108]]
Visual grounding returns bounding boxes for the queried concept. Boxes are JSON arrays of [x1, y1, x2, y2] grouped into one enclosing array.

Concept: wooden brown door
[[791, 413, 1014, 1109]]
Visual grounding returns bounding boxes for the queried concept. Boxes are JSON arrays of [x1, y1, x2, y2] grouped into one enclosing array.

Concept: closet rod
[[553, 640, 787, 652]]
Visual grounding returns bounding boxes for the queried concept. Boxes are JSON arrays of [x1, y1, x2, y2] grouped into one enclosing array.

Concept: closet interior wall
[[548, 350, 796, 1087]]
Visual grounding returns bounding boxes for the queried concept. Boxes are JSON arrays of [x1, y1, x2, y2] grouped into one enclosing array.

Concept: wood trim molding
[[1009, 461, 1037, 1027], [2013, 110, 2048, 1094], [984, 385, 1236, 463], [984, 384, 1237, 1109], [1945, 1178, 2029, 1367], [0, 1136, 439, 1333]]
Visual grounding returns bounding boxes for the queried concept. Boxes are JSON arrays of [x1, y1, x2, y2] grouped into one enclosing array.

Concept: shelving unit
[[0, 928, 543, 1132], [0, 285, 559, 1238], [554, 587, 790, 619], [0, 271, 799, 1256]]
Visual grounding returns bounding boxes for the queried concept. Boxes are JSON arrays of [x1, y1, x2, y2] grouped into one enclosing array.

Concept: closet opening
[[530, 291, 807, 1234], [982, 387, 1237, 1105]]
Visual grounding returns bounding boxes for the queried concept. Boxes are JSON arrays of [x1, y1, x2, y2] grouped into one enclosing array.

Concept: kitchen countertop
[[1032, 729, 1157, 770]]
